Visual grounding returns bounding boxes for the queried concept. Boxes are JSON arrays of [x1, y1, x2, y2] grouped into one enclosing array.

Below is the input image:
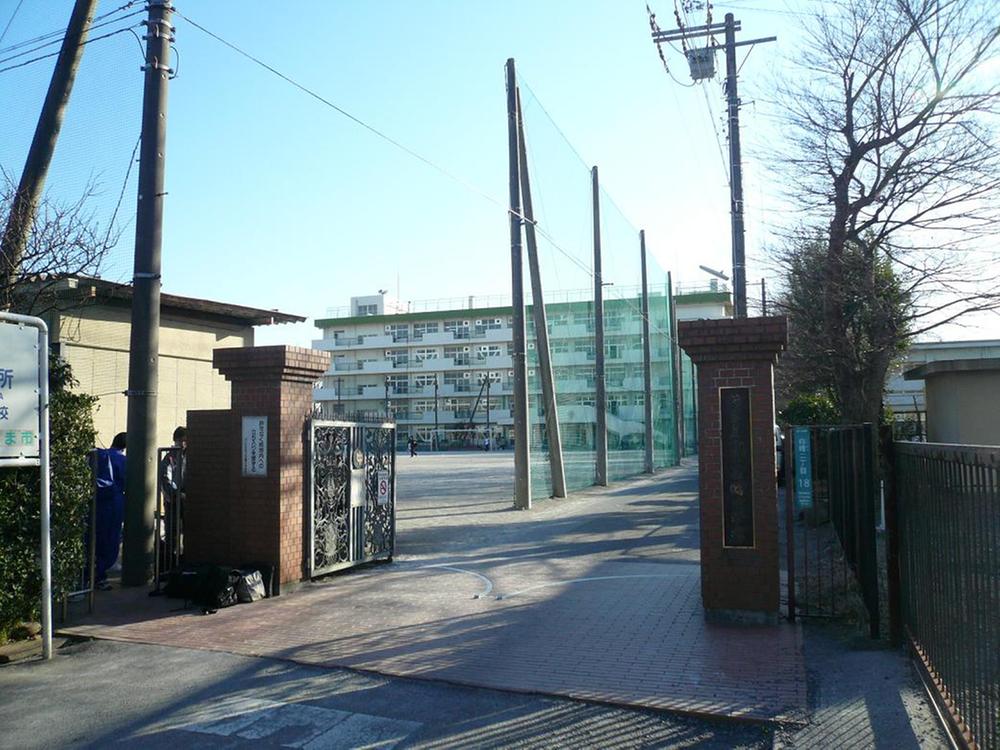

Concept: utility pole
[[384, 376, 390, 418], [337, 375, 343, 412], [761, 277, 768, 316], [723, 13, 748, 319], [506, 57, 531, 509], [592, 166, 608, 486], [0, 0, 99, 309], [433, 376, 439, 451], [122, 0, 174, 586], [649, 13, 774, 320]]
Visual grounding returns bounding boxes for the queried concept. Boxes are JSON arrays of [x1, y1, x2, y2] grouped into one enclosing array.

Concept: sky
[[1, 0, 997, 347]]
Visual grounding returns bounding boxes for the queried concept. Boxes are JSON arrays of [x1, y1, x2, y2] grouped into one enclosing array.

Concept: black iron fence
[[894, 442, 999, 750], [785, 424, 881, 635]]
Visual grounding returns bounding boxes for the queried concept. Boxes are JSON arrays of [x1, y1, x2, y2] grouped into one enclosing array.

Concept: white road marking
[[418, 563, 495, 599], [496, 573, 691, 600]]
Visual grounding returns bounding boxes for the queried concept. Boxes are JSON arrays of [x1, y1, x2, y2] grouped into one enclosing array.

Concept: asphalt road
[[0, 639, 771, 749]]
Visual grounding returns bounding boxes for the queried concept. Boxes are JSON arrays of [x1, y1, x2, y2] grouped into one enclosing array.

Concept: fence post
[[785, 426, 796, 622], [879, 425, 902, 646]]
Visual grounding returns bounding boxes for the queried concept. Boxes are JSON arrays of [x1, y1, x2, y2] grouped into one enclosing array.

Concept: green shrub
[[779, 391, 840, 426], [0, 356, 96, 641]]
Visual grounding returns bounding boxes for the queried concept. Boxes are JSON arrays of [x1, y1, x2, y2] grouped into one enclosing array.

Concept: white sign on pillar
[[241, 416, 268, 477], [0, 323, 41, 464]]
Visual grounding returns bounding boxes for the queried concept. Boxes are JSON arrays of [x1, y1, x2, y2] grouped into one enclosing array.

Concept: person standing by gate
[[92, 432, 127, 590], [408, 436, 418, 457], [159, 426, 187, 571]]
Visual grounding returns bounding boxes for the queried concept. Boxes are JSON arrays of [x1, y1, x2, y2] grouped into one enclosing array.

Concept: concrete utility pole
[[515, 87, 567, 498], [668, 271, 683, 461], [592, 166, 608, 487], [640, 231, 654, 474], [723, 13, 748, 319], [506, 58, 531, 509], [0, 0, 99, 310], [649, 13, 774, 320], [122, 0, 174, 586], [433, 376, 439, 450]]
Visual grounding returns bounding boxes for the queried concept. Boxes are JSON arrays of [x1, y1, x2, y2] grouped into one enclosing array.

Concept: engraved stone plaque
[[720, 387, 754, 547]]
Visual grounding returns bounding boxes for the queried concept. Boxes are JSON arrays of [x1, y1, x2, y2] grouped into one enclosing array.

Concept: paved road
[[5, 453, 946, 748], [0, 639, 771, 749]]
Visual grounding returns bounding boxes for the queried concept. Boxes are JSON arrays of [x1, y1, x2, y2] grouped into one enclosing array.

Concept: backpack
[[195, 566, 239, 611]]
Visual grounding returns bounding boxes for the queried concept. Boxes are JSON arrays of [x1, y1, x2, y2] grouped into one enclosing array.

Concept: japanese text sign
[[0, 322, 40, 463]]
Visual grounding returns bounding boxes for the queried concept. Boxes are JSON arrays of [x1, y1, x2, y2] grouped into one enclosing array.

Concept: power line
[[0, 1, 139, 56], [174, 12, 671, 335], [175, 9, 504, 211], [0, 26, 139, 75], [0, 0, 25, 47], [0, 10, 144, 67]]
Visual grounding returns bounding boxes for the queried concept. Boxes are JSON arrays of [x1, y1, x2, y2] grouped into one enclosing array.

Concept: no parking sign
[[377, 470, 390, 506]]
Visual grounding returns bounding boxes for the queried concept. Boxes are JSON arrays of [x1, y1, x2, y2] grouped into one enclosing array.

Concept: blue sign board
[[793, 427, 813, 510]]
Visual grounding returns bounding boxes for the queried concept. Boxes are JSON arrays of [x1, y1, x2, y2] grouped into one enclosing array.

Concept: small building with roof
[[35, 276, 303, 447]]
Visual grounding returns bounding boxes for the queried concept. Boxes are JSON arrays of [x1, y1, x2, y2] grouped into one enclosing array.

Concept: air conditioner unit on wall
[[463, 372, 471, 379], [385, 325, 392, 332], [495, 318, 502, 324], [463, 346, 470, 352]]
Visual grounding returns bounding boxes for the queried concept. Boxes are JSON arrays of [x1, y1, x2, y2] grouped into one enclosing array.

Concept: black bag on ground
[[235, 569, 266, 603], [195, 566, 239, 610], [164, 564, 210, 601]]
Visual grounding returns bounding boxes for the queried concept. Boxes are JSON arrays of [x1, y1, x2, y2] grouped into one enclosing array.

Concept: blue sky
[[1, 1, 996, 346]]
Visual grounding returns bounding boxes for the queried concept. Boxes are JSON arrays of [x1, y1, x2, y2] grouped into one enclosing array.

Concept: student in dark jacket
[[92, 432, 127, 590]]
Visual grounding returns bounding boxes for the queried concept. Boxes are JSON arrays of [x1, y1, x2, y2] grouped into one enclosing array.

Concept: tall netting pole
[[506, 58, 531, 510]]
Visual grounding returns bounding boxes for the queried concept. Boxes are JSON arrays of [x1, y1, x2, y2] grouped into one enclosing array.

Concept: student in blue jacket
[[92, 432, 127, 590]]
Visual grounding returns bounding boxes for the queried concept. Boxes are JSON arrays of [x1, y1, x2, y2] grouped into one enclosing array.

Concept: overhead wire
[[0, 1, 139, 56], [169, 11, 671, 336], [0, 9, 145, 67], [0, 0, 25, 47], [0, 25, 140, 75]]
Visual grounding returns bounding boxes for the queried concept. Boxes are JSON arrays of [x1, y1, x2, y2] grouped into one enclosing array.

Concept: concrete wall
[[925, 371, 1000, 445], [53, 303, 253, 447]]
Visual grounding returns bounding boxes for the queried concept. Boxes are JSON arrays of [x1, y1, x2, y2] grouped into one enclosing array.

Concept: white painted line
[[419, 563, 495, 599], [497, 573, 690, 600]]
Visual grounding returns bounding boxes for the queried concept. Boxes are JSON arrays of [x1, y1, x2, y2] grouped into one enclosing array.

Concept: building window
[[387, 375, 409, 394], [413, 374, 436, 388], [478, 344, 502, 359], [413, 322, 438, 339], [386, 349, 408, 367], [356, 304, 378, 316], [414, 348, 439, 362], [444, 320, 470, 339], [387, 323, 409, 342]]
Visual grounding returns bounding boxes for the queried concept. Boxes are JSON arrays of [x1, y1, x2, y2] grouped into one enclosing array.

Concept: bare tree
[[774, 0, 1000, 423], [0, 172, 118, 315]]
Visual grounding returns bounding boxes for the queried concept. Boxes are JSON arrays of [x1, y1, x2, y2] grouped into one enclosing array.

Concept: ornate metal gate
[[308, 419, 396, 577]]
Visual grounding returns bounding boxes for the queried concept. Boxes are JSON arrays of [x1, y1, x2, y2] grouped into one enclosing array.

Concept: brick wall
[[678, 317, 788, 618], [184, 346, 330, 594], [185, 409, 232, 565]]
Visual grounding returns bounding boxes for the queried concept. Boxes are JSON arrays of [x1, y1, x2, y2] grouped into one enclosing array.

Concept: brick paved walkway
[[61, 457, 807, 724]]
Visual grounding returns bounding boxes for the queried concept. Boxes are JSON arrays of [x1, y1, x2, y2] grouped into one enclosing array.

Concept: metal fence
[[785, 424, 880, 635], [827, 425, 880, 638], [895, 442, 999, 750]]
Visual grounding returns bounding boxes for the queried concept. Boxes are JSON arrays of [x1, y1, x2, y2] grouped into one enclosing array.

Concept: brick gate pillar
[[184, 346, 330, 594], [678, 317, 787, 623]]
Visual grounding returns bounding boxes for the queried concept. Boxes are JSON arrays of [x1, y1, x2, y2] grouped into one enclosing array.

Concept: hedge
[[0, 357, 96, 641]]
